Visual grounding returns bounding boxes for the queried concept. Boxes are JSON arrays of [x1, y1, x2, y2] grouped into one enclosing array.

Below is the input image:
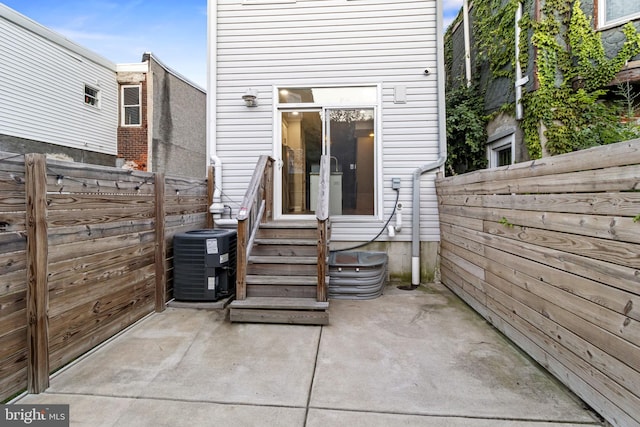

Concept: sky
[[2, 0, 463, 89]]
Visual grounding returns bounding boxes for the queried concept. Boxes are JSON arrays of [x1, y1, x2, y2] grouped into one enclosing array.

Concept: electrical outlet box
[[392, 177, 401, 190]]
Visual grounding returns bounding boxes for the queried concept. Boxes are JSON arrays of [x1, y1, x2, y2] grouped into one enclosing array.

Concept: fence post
[[155, 172, 166, 312], [25, 153, 49, 393]]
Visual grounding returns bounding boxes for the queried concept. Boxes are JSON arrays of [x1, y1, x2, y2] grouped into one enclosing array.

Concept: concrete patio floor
[[18, 282, 602, 427]]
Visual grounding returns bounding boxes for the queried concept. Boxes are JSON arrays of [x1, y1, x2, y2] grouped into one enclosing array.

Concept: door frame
[[272, 85, 383, 222]]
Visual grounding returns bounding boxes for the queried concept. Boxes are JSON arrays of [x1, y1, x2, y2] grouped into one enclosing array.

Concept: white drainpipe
[[411, 0, 447, 286], [206, 3, 236, 228], [209, 155, 224, 219]]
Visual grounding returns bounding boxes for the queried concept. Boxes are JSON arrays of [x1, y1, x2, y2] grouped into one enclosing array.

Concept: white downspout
[[411, 0, 448, 286], [463, 0, 472, 87], [206, 0, 236, 227]]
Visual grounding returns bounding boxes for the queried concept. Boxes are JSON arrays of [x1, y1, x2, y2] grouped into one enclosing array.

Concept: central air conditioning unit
[[173, 229, 237, 301]]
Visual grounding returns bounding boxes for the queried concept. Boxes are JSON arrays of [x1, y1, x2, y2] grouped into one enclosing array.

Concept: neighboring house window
[[122, 85, 141, 126], [487, 133, 515, 168], [84, 85, 100, 108], [599, 0, 640, 27]]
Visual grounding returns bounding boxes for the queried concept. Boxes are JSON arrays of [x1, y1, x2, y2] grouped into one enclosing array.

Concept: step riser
[[248, 264, 317, 276], [251, 245, 317, 257], [257, 228, 317, 239], [246, 285, 316, 298], [230, 308, 329, 325]]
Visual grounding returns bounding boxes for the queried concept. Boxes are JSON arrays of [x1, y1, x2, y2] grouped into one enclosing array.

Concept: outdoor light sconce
[[242, 88, 258, 107]]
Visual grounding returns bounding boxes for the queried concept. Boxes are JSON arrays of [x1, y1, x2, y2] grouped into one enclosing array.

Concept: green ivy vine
[[521, 0, 640, 156], [446, 0, 640, 162]]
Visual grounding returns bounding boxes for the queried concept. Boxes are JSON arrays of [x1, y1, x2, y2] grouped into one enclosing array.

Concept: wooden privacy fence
[[436, 139, 640, 427], [0, 152, 210, 401]]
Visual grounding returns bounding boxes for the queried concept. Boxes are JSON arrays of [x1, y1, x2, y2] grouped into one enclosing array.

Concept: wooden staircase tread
[[230, 297, 329, 310], [246, 275, 317, 285], [249, 256, 317, 264], [261, 221, 317, 229], [254, 238, 316, 245]]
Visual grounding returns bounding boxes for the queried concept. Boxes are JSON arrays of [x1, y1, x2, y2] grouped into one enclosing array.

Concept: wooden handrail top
[[237, 155, 274, 221]]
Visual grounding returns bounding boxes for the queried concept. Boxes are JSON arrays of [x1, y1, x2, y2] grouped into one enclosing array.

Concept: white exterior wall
[[212, 0, 443, 242], [0, 6, 118, 155]]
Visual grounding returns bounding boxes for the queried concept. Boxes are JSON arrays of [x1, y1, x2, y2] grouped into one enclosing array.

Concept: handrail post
[[316, 155, 330, 302], [236, 218, 248, 300]]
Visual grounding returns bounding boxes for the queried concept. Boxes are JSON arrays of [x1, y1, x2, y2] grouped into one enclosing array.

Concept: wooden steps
[[230, 220, 329, 325], [229, 297, 329, 325]]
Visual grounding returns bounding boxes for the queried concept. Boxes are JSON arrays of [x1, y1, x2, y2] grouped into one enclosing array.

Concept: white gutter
[[411, 0, 448, 286]]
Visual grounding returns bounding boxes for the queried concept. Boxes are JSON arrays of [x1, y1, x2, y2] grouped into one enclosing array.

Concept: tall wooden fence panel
[[0, 152, 28, 401], [45, 159, 159, 372], [436, 139, 640, 427], [0, 154, 209, 401]]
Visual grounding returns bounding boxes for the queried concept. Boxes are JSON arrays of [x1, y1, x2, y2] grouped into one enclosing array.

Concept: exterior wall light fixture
[[242, 88, 258, 107]]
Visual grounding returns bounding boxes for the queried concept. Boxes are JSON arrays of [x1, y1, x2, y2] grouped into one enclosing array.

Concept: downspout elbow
[[209, 155, 224, 218]]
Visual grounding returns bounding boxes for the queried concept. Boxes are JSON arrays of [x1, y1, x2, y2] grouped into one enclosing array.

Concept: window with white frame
[[599, 0, 640, 28], [487, 133, 515, 168], [121, 85, 141, 126], [84, 84, 100, 108]]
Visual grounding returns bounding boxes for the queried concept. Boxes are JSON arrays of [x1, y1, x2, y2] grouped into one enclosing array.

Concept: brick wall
[[117, 79, 148, 170]]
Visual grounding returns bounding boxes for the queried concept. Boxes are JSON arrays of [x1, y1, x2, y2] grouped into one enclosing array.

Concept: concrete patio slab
[[15, 282, 602, 427], [310, 285, 596, 423]]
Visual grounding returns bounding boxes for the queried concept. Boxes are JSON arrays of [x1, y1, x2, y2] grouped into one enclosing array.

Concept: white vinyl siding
[[0, 8, 118, 155], [214, 0, 441, 242]]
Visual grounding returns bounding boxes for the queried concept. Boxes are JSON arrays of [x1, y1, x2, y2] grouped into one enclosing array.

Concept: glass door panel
[[279, 108, 375, 217], [325, 109, 375, 215], [280, 110, 322, 215]]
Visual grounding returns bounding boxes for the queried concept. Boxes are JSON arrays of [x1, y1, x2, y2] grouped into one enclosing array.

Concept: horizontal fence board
[[48, 231, 156, 263], [439, 204, 640, 245], [436, 138, 640, 188], [439, 192, 640, 217], [46, 194, 155, 210], [0, 211, 26, 232], [484, 220, 640, 269], [47, 206, 156, 228], [0, 192, 26, 212], [0, 248, 27, 275], [47, 219, 156, 247], [437, 164, 640, 195], [437, 139, 640, 427]]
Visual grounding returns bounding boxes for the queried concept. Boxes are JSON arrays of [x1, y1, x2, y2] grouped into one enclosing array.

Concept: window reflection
[[279, 87, 377, 105]]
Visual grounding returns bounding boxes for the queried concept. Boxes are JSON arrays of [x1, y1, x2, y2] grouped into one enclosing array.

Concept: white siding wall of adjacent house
[[213, 0, 443, 242], [0, 6, 118, 155]]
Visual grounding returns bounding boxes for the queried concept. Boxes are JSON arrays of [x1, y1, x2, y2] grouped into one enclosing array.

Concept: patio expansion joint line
[[42, 390, 308, 411], [304, 406, 603, 425], [303, 325, 324, 427]]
